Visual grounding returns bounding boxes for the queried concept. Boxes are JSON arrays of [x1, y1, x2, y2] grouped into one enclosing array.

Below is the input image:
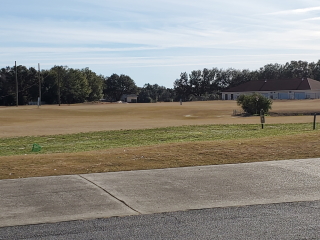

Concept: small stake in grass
[[260, 109, 265, 129], [32, 143, 42, 152], [313, 113, 317, 130]]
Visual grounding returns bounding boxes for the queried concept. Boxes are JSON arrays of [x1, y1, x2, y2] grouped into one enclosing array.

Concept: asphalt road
[[2, 158, 320, 228], [1, 200, 320, 240], [1, 158, 320, 239]]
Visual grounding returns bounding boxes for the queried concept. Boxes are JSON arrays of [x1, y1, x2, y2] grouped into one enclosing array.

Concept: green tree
[[48, 65, 68, 105], [237, 93, 272, 115], [173, 72, 191, 101], [82, 68, 104, 101], [42, 66, 90, 104], [189, 70, 202, 97], [62, 68, 90, 104], [138, 83, 174, 103], [0, 65, 39, 105], [0, 67, 16, 105], [104, 74, 138, 101], [41, 68, 60, 104]]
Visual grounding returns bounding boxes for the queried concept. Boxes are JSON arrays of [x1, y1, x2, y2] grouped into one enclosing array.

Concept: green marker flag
[[32, 143, 42, 152]]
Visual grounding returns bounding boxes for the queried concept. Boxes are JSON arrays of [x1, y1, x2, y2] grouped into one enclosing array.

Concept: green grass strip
[[0, 123, 317, 156]]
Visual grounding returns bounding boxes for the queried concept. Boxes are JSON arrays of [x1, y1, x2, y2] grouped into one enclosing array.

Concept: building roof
[[125, 94, 138, 97], [223, 78, 320, 92]]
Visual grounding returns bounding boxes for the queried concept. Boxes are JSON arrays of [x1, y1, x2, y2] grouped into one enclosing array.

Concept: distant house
[[222, 78, 320, 100], [121, 94, 138, 103]]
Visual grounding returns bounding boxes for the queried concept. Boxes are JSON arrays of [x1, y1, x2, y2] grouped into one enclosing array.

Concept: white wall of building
[[222, 90, 320, 100]]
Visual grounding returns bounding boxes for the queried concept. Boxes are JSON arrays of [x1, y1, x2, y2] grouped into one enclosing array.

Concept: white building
[[120, 94, 138, 103], [222, 78, 320, 100]]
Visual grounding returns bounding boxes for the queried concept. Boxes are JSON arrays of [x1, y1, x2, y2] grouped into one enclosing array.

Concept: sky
[[1, 0, 320, 88]]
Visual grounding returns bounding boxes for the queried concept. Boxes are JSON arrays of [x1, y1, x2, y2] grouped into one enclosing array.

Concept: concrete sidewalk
[[1, 158, 320, 227]]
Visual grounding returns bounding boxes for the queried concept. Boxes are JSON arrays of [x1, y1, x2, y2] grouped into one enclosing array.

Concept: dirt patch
[[269, 112, 320, 116], [1, 100, 320, 138]]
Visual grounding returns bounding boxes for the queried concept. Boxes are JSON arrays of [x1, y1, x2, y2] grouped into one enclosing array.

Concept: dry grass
[[1, 131, 320, 179], [1, 100, 320, 137], [1, 100, 320, 180]]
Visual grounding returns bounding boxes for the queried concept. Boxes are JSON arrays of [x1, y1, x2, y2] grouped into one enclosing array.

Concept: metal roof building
[[222, 78, 320, 100]]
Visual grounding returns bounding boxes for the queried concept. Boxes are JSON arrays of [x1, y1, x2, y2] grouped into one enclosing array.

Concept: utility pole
[[58, 68, 61, 106], [38, 63, 41, 106], [15, 61, 18, 107]]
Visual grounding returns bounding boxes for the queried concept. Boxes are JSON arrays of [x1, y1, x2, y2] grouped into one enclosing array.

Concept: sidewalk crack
[[79, 175, 141, 214]]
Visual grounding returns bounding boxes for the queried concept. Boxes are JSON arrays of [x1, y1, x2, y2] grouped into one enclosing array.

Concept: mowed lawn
[[1, 100, 320, 179]]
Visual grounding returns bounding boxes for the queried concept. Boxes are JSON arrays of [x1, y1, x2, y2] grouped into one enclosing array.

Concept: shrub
[[237, 93, 272, 115]]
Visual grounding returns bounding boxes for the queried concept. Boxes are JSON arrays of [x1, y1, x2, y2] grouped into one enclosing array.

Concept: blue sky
[[2, 0, 320, 88]]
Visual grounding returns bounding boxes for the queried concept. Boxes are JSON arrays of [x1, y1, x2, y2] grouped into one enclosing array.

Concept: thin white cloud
[[267, 6, 320, 15], [302, 17, 320, 21], [2, 0, 320, 87]]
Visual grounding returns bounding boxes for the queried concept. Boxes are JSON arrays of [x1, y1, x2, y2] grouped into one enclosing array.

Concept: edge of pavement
[[1, 158, 320, 228]]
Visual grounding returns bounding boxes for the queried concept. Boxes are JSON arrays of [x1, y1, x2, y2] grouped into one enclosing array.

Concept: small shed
[[121, 94, 138, 103]]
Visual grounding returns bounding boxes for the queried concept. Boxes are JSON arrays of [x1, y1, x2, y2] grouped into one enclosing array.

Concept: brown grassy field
[[1, 132, 320, 179], [0, 99, 319, 137], [1, 99, 320, 179]]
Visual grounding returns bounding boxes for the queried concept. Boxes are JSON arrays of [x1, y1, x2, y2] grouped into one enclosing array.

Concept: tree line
[[0, 66, 105, 105], [174, 60, 320, 101], [0, 65, 177, 106], [1, 60, 320, 105]]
